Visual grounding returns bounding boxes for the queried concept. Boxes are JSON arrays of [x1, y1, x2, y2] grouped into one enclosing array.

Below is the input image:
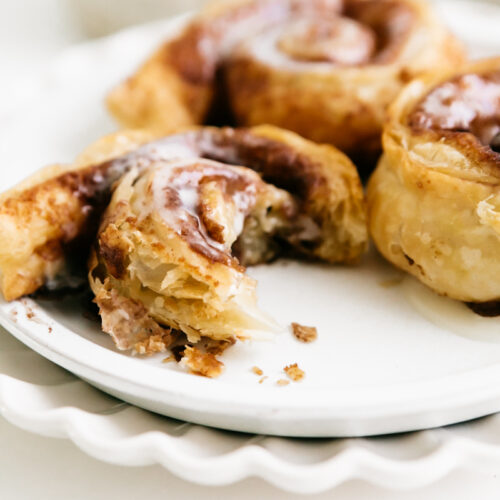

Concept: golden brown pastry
[[367, 58, 500, 304], [0, 126, 366, 348], [0, 129, 165, 301], [89, 125, 367, 349], [107, 0, 465, 166]]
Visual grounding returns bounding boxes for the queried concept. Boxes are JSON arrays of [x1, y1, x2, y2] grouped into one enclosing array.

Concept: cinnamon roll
[[107, 0, 464, 166], [0, 125, 366, 348], [89, 125, 367, 347], [367, 58, 500, 304]]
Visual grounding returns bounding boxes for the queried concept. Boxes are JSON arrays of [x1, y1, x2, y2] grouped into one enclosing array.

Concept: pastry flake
[[291, 322, 317, 343], [251, 366, 264, 376], [181, 346, 224, 378], [284, 363, 305, 382]]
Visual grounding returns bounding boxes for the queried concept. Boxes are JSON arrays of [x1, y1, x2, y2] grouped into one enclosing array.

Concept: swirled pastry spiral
[[107, 0, 464, 166], [0, 125, 366, 349], [367, 58, 500, 304], [89, 125, 367, 347]]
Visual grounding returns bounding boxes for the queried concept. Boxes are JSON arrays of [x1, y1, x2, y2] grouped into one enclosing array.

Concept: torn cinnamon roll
[[89, 157, 295, 347], [89, 125, 367, 347], [107, 0, 464, 167], [0, 125, 366, 348], [367, 58, 500, 303]]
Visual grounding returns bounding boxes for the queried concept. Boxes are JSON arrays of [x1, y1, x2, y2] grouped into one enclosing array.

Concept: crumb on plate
[[276, 379, 290, 386], [181, 346, 224, 378], [284, 363, 305, 382], [251, 366, 264, 376], [291, 322, 317, 343]]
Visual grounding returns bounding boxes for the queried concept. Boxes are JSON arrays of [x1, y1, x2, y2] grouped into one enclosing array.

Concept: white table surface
[[1, 1, 500, 498]]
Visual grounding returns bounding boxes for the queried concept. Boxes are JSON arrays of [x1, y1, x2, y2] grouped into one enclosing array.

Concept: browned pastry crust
[[107, 0, 464, 166], [367, 58, 500, 303]]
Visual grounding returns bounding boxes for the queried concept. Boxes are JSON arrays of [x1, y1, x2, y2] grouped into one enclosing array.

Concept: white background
[[1, 1, 500, 498]]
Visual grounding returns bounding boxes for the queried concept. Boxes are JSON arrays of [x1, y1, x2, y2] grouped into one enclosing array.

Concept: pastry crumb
[[21, 299, 36, 320], [181, 346, 224, 378], [276, 379, 289, 386], [21, 301, 46, 325], [9, 310, 17, 323], [291, 322, 317, 343], [48, 326, 53, 333], [251, 366, 264, 376], [284, 363, 305, 382], [258, 376, 268, 384]]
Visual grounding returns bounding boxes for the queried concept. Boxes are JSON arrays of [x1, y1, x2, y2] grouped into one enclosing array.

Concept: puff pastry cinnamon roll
[[107, 0, 464, 166], [367, 58, 500, 304], [89, 125, 367, 347], [0, 125, 366, 348]]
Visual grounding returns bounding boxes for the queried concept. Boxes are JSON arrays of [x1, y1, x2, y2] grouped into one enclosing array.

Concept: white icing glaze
[[239, 22, 346, 72], [217, 2, 288, 58], [276, 16, 375, 65], [414, 73, 500, 132], [177, 184, 199, 214], [213, 0, 343, 60], [150, 158, 259, 262], [137, 140, 199, 162], [235, 12, 377, 73]]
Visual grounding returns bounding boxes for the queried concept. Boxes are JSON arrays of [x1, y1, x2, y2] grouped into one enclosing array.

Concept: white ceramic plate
[[1, 0, 500, 439]]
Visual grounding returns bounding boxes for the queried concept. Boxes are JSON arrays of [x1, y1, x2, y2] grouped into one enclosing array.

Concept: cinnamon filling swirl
[[345, 0, 415, 63], [148, 159, 297, 269], [86, 129, 339, 267], [276, 16, 375, 65], [409, 71, 500, 152], [84, 127, 365, 274], [99, 128, 325, 204]]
